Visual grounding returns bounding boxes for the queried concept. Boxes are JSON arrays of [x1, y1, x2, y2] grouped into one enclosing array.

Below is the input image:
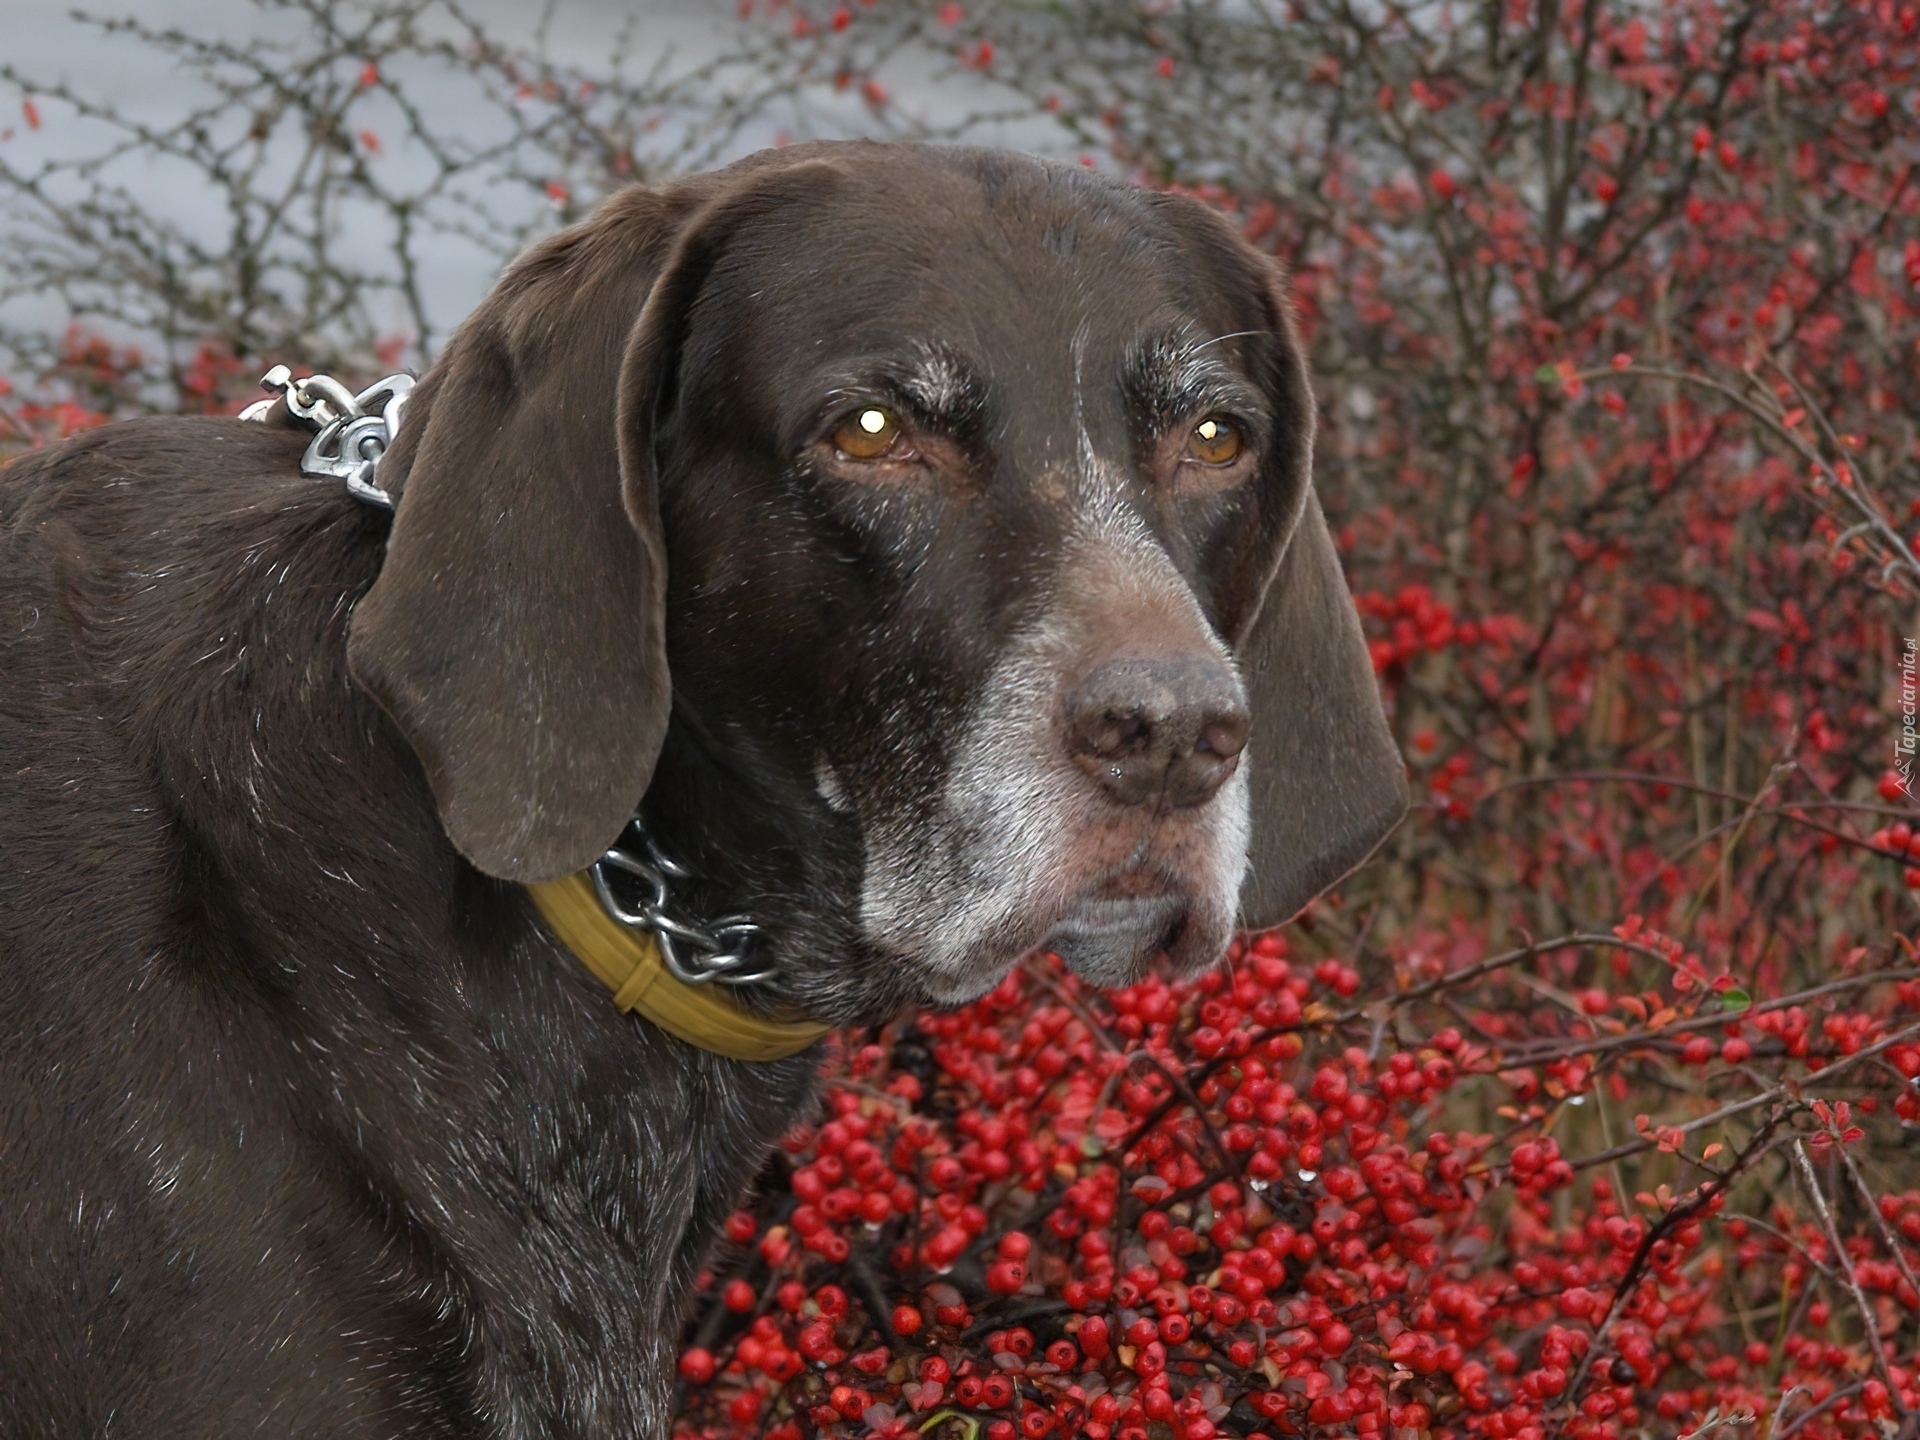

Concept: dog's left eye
[[1187, 416, 1244, 466], [832, 406, 904, 460]]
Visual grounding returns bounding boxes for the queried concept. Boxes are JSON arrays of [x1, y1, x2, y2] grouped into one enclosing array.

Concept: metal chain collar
[[241, 365, 773, 990], [591, 820, 772, 987]]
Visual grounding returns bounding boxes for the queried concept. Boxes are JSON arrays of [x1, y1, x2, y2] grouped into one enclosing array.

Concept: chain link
[[589, 819, 772, 986]]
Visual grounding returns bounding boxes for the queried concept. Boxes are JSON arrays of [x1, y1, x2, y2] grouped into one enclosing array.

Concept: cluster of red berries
[[670, 923, 1920, 1440], [1355, 585, 1519, 677], [1869, 819, 1920, 888]]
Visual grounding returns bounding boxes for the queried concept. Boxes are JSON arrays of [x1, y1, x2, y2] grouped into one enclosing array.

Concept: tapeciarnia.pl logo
[[1897, 637, 1918, 798]]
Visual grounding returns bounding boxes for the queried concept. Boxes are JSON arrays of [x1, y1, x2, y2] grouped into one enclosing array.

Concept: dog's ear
[[1236, 492, 1409, 927], [1146, 190, 1408, 927], [348, 166, 833, 882], [1233, 265, 1408, 927]]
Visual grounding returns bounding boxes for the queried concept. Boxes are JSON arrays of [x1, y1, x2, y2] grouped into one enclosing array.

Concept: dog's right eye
[[832, 407, 903, 460], [1187, 416, 1245, 466]]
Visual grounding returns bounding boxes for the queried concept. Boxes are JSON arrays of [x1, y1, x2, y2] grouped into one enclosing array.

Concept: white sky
[[2, 1, 1068, 359]]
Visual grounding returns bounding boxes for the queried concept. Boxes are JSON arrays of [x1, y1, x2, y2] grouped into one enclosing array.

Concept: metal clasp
[[241, 365, 414, 512]]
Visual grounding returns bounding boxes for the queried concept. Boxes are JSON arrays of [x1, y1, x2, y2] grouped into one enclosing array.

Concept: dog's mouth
[[1042, 885, 1189, 990]]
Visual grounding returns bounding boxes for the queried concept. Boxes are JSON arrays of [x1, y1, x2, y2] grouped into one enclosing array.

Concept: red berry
[[1079, 1316, 1111, 1358], [986, 1259, 1027, 1294], [729, 1390, 763, 1424], [678, 1347, 716, 1384]]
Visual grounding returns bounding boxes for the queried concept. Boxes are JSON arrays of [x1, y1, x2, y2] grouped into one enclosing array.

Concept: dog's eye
[[1187, 416, 1244, 466], [832, 407, 903, 460]]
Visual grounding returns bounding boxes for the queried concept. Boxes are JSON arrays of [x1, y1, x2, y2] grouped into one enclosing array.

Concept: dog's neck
[[638, 698, 925, 1028]]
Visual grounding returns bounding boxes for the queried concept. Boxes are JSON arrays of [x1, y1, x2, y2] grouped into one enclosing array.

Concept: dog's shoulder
[[0, 414, 406, 954], [5, 416, 380, 770], [3, 414, 330, 591], [4, 411, 301, 520]]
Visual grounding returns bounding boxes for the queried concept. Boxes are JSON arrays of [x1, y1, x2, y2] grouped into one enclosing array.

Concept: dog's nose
[[1066, 656, 1250, 808]]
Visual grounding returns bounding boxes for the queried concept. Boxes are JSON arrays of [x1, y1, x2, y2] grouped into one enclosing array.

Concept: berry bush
[[667, 1, 1920, 1438], [671, 939, 1920, 1440]]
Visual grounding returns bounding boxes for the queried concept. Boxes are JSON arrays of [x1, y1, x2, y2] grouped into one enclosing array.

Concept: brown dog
[[0, 142, 1404, 1435]]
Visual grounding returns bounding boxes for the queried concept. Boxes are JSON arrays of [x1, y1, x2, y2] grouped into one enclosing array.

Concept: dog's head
[[348, 143, 1406, 1011]]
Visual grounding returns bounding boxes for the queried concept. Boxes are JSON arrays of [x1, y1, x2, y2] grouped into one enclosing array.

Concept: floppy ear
[[1237, 492, 1409, 928], [348, 162, 842, 882], [346, 186, 688, 883]]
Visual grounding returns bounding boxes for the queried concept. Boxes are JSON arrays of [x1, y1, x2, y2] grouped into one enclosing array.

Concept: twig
[[1776, 1382, 1868, 1440], [1721, 1213, 1839, 1287], [1838, 1143, 1920, 1321], [1562, 1107, 1788, 1417], [1568, 1019, 1920, 1171], [1791, 1138, 1908, 1416]]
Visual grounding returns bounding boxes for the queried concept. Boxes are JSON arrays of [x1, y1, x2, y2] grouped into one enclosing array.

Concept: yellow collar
[[526, 872, 830, 1062]]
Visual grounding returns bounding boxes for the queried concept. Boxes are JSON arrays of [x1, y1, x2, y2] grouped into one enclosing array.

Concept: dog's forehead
[[706, 154, 1245, 418]]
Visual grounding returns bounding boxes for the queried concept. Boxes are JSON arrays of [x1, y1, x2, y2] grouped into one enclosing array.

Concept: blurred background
[[1, 0, 761, 351], [0, 0, 1067, 391]]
